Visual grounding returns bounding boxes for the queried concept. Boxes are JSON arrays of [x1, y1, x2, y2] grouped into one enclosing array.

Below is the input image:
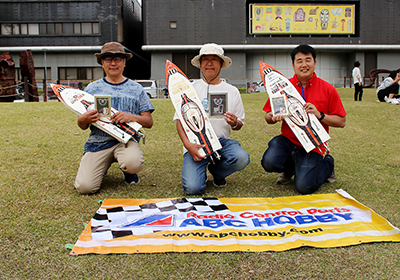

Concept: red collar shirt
[[263, 73, 346, 155]]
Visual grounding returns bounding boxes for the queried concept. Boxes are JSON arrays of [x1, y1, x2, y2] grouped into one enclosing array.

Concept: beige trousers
[[74, 141, 144, 194]]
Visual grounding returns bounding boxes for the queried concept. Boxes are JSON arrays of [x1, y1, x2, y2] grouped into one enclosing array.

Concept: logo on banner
[[119, 214, 175, 228]]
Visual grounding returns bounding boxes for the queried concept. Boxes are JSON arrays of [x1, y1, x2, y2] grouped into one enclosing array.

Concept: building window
[[170, 21, 177, 29], [20, 24, 28, 34], [0, 22, 100, 35], [34, 68, 52, 80], [55, 23, 62, 34], [92, 68, 104, 80], [28, 24, 39, 35], [92, 23, 99, 34], [58, 67, 104, 81], [39, 24, 47, 34], [73, 23, 81, 34], [63, 23, 73, 35], [67, 68, 78, 80], [16, 67, 51, 81], [81, 23, 92, 34], [12, 24, 20, 35], [1, 24, 12, 35], [47, 23, 55, 35]]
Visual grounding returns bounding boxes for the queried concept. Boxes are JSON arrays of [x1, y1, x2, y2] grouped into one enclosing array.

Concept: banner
[[250, 4, 355, 35], [70, 190, 400, 255]]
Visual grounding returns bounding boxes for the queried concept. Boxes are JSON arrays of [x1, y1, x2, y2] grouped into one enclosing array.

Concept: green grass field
[[1, 88, 399, 279]]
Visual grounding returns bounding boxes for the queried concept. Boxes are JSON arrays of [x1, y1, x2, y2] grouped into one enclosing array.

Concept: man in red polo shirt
[[261, 44, 346, 194]]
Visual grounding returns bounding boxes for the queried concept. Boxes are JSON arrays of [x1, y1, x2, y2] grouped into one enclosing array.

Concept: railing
[[153, 77, 373, 93]]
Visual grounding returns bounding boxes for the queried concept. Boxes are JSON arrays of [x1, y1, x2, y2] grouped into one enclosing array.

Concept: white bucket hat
[[191, 43, 232, 69]]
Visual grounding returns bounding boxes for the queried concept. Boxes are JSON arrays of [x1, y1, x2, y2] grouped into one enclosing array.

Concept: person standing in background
[[352, 61, 363, 101]]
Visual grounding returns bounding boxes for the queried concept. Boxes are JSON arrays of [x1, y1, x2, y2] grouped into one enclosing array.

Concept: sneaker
[[208, 164, 227, 187], [277, 172, 292, 185], [124, 173, 140, 185], [391, 99, 400, 105], [384, 96, 390, 102], [326, 170, 336, 183], [213, 177, 227, 187]]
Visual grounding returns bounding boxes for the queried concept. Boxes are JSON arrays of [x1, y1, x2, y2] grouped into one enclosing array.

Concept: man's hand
[[111, 111, 133, 124], [111, 111, 153, 128], [224, 112, 243, 130], [303, 102, 319, 116], [77, 110, 100, 130], [265, 112, 285, 124], [176, 119, 205, 161], [185, 142, 205, 162], [224, 112, 237, 127]]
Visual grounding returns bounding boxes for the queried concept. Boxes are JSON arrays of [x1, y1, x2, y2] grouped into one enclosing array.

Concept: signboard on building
[[250, 4, 355, 35]]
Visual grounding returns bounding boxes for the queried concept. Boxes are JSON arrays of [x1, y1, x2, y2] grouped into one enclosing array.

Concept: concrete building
[[142, 0, 400, 88], [0, 0, 148, 85], [1, 0, 399, 91]]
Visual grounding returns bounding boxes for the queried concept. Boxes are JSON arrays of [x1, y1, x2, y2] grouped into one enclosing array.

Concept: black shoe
[[124, 173, 140, 185], [276, 172, 292, 184], [208, 164, 227, 187], [326, 170, 336, 183], [213, 177, 227, 187]]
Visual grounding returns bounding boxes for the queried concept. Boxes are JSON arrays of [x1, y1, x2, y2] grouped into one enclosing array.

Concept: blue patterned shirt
[[83, 78, 154, 153]]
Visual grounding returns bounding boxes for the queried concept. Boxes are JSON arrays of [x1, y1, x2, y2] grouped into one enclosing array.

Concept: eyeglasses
[[102, 56, 124, 63]]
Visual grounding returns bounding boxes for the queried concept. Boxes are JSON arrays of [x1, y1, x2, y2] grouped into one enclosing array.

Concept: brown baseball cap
[[94, 42, 133, 64]]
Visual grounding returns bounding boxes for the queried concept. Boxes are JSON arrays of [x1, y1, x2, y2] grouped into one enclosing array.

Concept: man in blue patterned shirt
[[74, 42, 154, 194]]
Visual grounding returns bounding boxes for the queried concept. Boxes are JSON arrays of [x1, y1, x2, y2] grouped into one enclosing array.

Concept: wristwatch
[[318, 112, 325, 122]]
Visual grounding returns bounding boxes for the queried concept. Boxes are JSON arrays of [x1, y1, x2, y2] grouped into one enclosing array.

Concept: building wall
[[143, 0, 400, 87], [1, 0, 399, 85], [144, 0, 400, 46], [376, 52, 400, 82], [143, 0, 247, 45], [246, 51, 346, 87], [151, 52, 172, 83], [150, 51, 247, 88], [11, 52, 99, 81], [0, 0, 104, 46], [0, 0, 146, 81], [123, 0, 151, 79], [377, 52, 400, 71]]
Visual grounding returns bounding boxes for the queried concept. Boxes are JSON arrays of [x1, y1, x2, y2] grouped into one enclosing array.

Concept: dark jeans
[[354, 83, 363, 101], [261, 135, 334, 194], [377, 83, 400, 101]]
